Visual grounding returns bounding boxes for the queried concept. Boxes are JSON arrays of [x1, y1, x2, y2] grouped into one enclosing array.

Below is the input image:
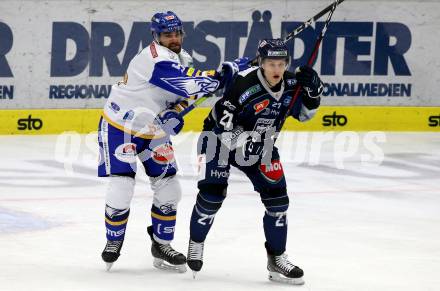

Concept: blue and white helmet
[[150, 11, 184, 39], [257, 38, 290, 66]]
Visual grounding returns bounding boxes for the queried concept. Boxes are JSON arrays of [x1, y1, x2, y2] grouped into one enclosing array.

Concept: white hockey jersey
[[102, 41, 220, 139]]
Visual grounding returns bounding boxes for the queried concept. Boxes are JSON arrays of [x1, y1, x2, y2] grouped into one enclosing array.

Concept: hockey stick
[[285, 0, 344, 43], [278, 0, 340, 131], [249, 0, 345, 65], [180, 0, 344, 117], [179, 95, 210, 116]]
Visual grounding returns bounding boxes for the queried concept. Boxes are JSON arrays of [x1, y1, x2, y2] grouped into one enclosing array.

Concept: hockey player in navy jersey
[[98, 11, 247, 272], [186, 39, 324, 284]]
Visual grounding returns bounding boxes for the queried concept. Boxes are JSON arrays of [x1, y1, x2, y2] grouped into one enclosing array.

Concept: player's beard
[[168, 43, 182, 54]]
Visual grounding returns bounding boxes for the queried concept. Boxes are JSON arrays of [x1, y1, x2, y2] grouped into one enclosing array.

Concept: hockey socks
[[189, 191, 225, 242], [151, 205, 176, 243], [105, 205, 130, 241], [263, 211, 288, 255]]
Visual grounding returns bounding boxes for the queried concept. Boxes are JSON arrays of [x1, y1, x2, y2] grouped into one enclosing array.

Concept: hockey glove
[[156, 109, 184, 136], [233, 57, 252, 71], [219, 61, 239, 89], [295, 65, 324, 98]]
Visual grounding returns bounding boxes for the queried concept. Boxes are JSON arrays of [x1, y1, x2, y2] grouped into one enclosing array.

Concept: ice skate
[[101, 240, 123, 271], [267, 252, 304, 285], [147, 226, 187, 273], [187, 239, 204, 278]]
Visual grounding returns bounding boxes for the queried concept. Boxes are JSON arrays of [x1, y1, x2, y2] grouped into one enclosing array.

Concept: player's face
[[262, 59, 288, 86], [159, 31, 183, 53]]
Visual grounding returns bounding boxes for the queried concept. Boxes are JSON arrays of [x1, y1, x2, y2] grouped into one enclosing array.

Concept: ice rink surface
[[1, 132, 439, 291]]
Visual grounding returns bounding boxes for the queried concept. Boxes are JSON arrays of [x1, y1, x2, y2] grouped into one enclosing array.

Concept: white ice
[[0, 132, 439, 291]]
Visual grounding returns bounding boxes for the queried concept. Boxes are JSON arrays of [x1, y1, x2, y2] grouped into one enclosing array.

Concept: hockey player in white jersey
[[98, 11, 245, 272]]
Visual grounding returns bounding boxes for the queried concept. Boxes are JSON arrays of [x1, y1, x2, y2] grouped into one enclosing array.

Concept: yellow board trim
[[105, 217, 128, 226], [151, 212, 176, 221], [184, 106, 440, 132], [0, 106, 439, 135]]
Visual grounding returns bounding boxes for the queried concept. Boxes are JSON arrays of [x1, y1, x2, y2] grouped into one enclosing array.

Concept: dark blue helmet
[[257, 38, 290, 65], [150, 11, 183, 35]]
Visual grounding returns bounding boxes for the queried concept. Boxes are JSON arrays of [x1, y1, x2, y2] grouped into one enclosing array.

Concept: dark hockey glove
[[156, 109, 184, 136], [295, 65, 324, 98]]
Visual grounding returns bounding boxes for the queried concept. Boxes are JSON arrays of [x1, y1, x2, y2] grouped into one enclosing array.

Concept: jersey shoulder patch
[[150, 42, 159, 58], [238, 83, 263, 105], [234, 69, 262, 105]]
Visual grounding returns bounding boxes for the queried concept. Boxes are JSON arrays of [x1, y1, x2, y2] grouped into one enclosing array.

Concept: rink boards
[[1, 0, 440, 111], [1, 0, 440, 135], [0, 106, 439, 135]]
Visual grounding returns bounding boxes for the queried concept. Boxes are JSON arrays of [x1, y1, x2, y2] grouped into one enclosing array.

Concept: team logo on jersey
[[239, 84, 262, 104], [114, 143, 137, 163], [161, 76, 220, 96], [259, 160, 283, 183], [152, 143, 175, 164], [254, 99, 270, 114]]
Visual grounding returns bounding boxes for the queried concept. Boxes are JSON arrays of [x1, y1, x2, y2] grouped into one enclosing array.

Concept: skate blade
[[268, 272, 305, 285], [105, 263, 113, 271], [153, 258, 187, 273], [192, 271, 198, 279]]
